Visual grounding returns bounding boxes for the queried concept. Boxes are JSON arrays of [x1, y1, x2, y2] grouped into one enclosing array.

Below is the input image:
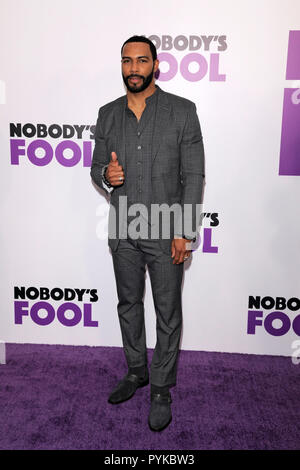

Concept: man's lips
[[129, 77, 141, 83]]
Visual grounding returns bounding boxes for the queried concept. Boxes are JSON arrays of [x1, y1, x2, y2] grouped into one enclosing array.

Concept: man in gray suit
[[90, 35, 205, 431]]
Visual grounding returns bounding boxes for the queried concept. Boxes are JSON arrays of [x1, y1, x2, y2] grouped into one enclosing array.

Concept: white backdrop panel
[[0, 0, 299, 357]]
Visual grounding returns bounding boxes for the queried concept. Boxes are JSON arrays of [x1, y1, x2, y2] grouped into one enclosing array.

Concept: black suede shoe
[[148, 391, 172, 431], [108, 370, 149, 404]]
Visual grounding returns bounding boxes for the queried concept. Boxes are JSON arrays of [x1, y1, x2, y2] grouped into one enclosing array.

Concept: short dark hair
[[121, 35, 157, 62]]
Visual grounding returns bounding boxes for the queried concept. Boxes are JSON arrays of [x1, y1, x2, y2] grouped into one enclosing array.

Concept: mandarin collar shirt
[[123, 84, 160, 236]]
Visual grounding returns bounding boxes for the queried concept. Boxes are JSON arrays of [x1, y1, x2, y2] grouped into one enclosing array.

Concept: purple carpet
[[0, 343, 299, 450]]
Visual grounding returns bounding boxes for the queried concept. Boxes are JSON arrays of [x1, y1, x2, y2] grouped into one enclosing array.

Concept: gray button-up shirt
[[124, 85, 159, 238], [102, 85, 164, 239]]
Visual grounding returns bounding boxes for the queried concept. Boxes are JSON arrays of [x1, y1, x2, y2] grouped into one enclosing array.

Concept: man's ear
[[154, 58, 160, 72]]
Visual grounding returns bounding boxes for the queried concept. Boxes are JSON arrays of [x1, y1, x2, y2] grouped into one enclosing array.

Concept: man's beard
[[122, 65, 154, 94]]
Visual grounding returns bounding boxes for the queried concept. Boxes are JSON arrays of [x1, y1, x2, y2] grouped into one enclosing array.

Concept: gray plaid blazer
[[90, 85, 205, 254]]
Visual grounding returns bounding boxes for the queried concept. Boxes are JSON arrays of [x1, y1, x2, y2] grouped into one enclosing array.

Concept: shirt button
[[137, 145, 142, 150], [137, 132, 141, 136]]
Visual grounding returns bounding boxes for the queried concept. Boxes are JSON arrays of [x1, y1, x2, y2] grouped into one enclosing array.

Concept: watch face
[[183, 235, 196, 242]]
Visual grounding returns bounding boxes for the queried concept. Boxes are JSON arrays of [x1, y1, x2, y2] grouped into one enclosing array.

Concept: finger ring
[[184, 256, 188, 261], [119, 177, 123, 181]]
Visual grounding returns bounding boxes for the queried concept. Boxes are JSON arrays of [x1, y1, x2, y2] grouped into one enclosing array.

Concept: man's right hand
[[105, 151, 125, 186]]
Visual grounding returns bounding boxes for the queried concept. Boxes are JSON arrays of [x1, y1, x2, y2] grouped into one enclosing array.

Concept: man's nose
[[130, 60, 140, 74]]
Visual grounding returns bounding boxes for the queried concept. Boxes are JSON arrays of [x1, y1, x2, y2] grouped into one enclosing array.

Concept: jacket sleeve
[[90, 108, 114, 195], [176, 102, 205, 239]]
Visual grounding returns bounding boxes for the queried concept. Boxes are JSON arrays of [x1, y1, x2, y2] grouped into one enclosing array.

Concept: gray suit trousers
[[111, 237, 184, 388]]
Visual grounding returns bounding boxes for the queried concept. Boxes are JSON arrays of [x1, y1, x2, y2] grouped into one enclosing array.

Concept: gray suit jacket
[[90, 85, 205, 254]]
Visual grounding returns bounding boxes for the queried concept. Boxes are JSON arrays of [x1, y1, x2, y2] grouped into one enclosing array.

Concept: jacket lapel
[[113, 96, 126, 168], [151, 87, 171, 165]]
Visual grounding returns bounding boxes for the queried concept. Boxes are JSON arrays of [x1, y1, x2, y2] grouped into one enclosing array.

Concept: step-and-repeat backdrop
[[1, 0, 299, 357]]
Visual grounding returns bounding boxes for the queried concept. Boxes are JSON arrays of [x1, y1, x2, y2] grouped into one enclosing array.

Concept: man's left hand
[[171, 238, 192, 264]]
